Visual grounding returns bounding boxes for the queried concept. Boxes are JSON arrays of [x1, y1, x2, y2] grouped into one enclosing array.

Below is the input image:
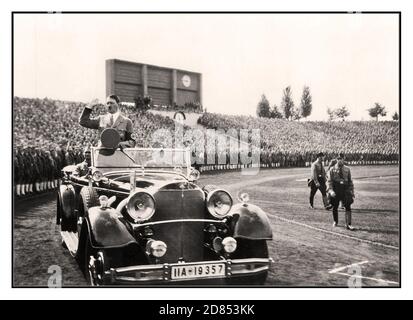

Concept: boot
[[323, 195, 332, 210], [309, 196, 314, 209], [345, 211, 355, 230], [333, 210, 338, 226]]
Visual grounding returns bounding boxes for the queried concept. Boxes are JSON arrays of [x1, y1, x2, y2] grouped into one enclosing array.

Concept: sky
[[13, 13, 399, 120]]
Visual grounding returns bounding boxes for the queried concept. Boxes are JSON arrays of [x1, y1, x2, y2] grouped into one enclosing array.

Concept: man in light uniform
[[79, 95, 135, 148], [309, 152, 330, 209]]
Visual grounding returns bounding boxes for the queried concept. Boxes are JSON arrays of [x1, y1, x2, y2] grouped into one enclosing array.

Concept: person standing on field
[[327, 154, 355, 230], [308, 152, 330, 209]]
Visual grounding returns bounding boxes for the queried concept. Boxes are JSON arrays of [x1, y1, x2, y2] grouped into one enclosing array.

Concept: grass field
[[199, 165, 399, 286], [13, 165, 399, 287]]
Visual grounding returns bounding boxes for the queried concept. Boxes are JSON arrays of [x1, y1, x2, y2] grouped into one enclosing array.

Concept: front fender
[[86, 206, 137, 249], [229, 203, 273, 240]]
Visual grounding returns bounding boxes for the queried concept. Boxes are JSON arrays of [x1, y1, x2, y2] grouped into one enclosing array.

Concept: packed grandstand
[[13, 97, 399, 196]]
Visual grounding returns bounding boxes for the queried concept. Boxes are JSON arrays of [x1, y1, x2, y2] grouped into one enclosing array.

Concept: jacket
[[79, 107, 135, 147]]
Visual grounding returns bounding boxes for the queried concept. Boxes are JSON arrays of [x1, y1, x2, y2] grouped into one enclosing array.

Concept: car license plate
[[171, 263, 225, 280]]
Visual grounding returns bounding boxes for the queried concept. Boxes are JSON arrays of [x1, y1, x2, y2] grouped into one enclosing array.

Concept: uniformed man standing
[[79, 95, 135, 148], [309, 152, 329, 209], [327, 154, 355, 230]]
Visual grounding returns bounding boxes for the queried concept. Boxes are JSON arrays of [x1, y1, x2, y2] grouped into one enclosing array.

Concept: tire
[[227, 239, 269, 285], [58, 191, 77, 232], [76, 221, 88, 273], [83, 232, 95, 286], [77, 221, 108, 286], [79, 187, 99, 214], [77, 187, 98, 236], [56, 192, 62, 225]]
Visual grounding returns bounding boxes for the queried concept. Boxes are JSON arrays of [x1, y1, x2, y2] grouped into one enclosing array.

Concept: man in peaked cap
[[327, 154, 355, 230], [308, 152, 330, 209], [73, 146, 92, 177]]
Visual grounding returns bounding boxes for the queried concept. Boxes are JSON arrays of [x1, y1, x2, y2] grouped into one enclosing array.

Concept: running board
[[61, 231, 79, 256]]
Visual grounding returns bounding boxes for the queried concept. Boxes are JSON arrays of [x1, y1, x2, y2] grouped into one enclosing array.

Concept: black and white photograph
[[11, 11, 400, 289]]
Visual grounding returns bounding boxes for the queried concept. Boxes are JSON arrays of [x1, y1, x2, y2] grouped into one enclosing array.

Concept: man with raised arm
[[79, 95, 135, 148]]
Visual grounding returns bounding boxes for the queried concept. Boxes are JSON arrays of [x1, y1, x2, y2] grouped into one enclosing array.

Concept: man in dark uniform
[[327, 154, 355, 230], [73, 147, 92, 177], [309, 152, 330, 209], [14, 149, 22, 196], [79, 95, 135, 148]]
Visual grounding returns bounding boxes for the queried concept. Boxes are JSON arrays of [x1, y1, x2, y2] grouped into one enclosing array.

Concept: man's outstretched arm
[[79, 100, 100, 129]]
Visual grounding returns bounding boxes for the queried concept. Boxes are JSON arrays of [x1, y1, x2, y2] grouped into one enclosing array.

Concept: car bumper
[[104, 258, 274, 284]]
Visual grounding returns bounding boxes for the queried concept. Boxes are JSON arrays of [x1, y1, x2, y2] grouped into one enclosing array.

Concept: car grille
[[151, 189, 206, 263]]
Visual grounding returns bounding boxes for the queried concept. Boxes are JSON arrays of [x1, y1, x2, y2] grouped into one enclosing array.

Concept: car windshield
[[92, 148, 190, 171]]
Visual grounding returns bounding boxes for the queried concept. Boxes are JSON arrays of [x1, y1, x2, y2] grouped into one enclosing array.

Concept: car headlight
[[222, 237, 237, 253], [206, 189, 233, 218], [126, 191, 155, 223], [188, 168, 200, 181], [237, 191, 250, 204], [146, 240, 167, 258], [92, 170, 103, 182]]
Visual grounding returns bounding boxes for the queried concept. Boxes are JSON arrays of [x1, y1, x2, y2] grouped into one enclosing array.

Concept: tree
[[299, 86, 312, 119], [291, 108, 302, 120], [256, 94, 271, 118], [368, 102, 387, 121], [327, 107, 336, 121], [335, 105, 350, 121], [281, 86, 295, 120], [269, 104, 284, 119], [392, 111, 399, 121]]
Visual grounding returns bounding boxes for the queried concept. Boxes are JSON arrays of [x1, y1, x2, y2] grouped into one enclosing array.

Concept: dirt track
[[13, 166, 399, 287]]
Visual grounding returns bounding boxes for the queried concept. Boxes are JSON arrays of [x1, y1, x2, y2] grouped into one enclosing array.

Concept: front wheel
[[83, 232, 106, 286], [227, 239, 269, 285]]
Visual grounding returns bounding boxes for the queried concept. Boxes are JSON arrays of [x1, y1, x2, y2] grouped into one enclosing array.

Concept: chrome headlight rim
[[188, 168, 201, 182], [125, 191, 156, 223], [206, 189, 233, 219], [146, 239, 167, 258], [222, 236, 237, 253], [92, 169, 103, 182]]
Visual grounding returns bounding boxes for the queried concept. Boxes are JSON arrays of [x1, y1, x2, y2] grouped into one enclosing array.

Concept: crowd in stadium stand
[[13, 97, 399, 197], [13, 97, 179, 196], [197, 113, 399, 168]]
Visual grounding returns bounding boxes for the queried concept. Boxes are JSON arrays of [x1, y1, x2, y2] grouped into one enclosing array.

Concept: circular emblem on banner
[[174, 111, 186, 125], [182, 75, 191, 88]]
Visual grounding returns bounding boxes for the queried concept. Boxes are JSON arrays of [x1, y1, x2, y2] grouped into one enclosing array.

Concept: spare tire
[[79, 187, 99, 215]]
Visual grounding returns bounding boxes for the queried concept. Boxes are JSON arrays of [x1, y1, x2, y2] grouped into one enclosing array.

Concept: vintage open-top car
[[56, 129, 273, 285]]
